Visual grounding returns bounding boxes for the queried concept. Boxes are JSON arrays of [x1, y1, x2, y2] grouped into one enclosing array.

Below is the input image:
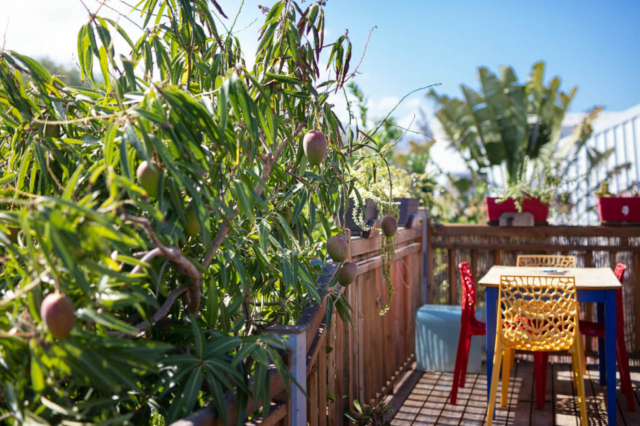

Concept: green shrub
[[0, 1, 365, 424]]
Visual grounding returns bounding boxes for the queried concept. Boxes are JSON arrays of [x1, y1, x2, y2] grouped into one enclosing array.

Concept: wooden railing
[[174, 219, 425, 426], [427, 221, 640, 352]]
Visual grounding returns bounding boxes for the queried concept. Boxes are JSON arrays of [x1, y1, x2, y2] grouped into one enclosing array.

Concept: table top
[[478, 266, 622, 290]]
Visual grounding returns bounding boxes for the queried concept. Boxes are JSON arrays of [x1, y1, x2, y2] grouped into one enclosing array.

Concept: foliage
[[344, 399, 392, 426], [594, 181, 640, 198], [496, 158, 566, 212], [496, 107, 622, 217], [433, 174, 488, 223], [429, 61, 583, 183], [0, 1, 375, 424], [37, 58, 90, 87]]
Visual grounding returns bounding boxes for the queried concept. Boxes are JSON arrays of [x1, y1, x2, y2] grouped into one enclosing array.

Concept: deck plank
[[530, 355, 554, 425], [553, 362, 578, 426], [390, 357, 639, 425], [414, 372, 451, 424], [511, 360, 533, 426], [391, 371, 440, 424]]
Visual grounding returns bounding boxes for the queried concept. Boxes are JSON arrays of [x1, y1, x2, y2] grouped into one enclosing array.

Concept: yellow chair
[[516, 255, 577, 268], [516, 254, 586, 375], [486, 275, 587, 426]]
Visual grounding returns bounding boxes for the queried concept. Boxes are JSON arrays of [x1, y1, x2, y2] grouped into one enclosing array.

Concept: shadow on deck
[[390, 354, 640, 426]]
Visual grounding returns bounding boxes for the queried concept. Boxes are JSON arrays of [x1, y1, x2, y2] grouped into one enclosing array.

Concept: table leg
[[486, 287, 498, 406], [605, 290, 617, 426], [597, 302, 606, 385]]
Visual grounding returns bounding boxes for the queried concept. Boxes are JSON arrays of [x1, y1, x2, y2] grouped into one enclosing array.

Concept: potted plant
[[339, 198, 379, 232], [486, 160, 569, 225], [349, 158, 430, 228], [596, 182, 640, 224]]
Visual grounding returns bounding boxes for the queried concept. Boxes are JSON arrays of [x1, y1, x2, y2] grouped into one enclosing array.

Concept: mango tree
[[0, 1, 369, 424]]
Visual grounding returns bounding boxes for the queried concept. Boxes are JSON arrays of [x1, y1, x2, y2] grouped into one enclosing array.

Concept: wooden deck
[[391, 355, 640, 425]]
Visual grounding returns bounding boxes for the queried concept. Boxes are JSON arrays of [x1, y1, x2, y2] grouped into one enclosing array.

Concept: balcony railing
[[427, 221, 640, 352]]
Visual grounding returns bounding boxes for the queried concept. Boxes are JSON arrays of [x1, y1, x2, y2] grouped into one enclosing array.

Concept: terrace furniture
[[480, 266, 621, 426], [486, 275, 588, 426], [579, 263, 635, 411], [450, 262, 549, 407], [516, 254, 577, 268], [450, 262, 486, 404], [516, 255, 577, 408]]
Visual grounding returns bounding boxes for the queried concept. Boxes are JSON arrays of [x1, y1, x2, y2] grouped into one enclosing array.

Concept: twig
[[131, 247, 163, 275], [202, 120, 308, 270], [0, 275, 43, 307], [130, 284, 190, 335], [343, 26, 377, 84]]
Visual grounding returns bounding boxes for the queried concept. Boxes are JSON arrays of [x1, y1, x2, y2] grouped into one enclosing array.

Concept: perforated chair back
[[498, 275, 579, 352], [516, 255, 577, 268], [459, 262, 477, 322]]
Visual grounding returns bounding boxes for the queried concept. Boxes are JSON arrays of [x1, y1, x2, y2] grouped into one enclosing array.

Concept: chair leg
[[487, 344, 504, 426], [501, 348, 511, 406], [617, 335, 635, 411], [460, 335, 472, 388], [450, 327, 467, 405], [509, 348, 516, 374], [571, 349, 579, 390], [572, 341, 588, 425], [534, 352, 547, 409], [579, 335, 586, 374]]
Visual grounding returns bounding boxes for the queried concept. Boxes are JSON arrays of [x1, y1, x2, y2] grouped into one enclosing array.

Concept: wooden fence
[[174, 219, 425, 426], [427, 221, 640, 353]]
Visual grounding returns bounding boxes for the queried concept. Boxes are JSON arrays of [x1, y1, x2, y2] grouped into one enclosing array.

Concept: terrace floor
[[390, 354, 640, 426]]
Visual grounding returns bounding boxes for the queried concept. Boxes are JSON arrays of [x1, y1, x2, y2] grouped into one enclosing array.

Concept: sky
[[2, 0, 640, 173]]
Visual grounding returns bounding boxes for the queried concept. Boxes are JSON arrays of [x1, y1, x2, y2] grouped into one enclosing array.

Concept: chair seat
[[579, 319, 605, 337]]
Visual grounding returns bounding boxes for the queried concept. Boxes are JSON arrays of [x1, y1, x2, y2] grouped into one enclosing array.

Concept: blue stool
[[415, 304, 484, 373]]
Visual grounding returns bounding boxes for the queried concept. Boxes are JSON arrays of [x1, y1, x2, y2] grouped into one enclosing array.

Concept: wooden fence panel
[[428, 222, 640, 353], [173, 221, 425, 426]]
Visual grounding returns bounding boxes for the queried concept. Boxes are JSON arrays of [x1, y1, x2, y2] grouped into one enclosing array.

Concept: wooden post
[[585, 251, 594, 352], [493, 250, 501, 266], [635, 253, 640, 353], [471, 250, 479, 283], [448, 249, 457, 305], [426, 217, 434, 304], [272, 328, 307, 426]]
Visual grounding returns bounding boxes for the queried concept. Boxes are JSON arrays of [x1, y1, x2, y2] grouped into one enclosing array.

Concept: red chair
[[451, 262, 547, 407], [450, 262, 486, 405], [579, 263, 634, 411]]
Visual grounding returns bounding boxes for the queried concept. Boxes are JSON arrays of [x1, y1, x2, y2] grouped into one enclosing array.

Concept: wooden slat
[[357, 273, 366, 403], [351, 226, 422, 258], [636, 252, 640, 352], [448, 249, 457, 305], [308, 362, 318, 426], [244, 402, 288, 426], [414, 372, 450, 424], [584, 251, 595, 352], [355, 243, 422, 275], [426, 218, 435, 304], [530, 355, 554, 425], [510, 360, 532, 426], [552, 362, 578, 426], [318, 338, 327, 426], [433, 241, 640, 253], [432, 223, 640, 238]]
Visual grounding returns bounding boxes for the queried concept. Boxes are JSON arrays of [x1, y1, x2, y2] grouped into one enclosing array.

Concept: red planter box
[[597, 197, 640, 223], [485, 197, 549, 223]]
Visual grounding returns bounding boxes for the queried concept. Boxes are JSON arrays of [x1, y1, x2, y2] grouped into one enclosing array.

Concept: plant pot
[[394, 197, 420, 226], [339, 199, 378, 232], [485, 197, 549, 224], [597, 196, 640, 224]]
